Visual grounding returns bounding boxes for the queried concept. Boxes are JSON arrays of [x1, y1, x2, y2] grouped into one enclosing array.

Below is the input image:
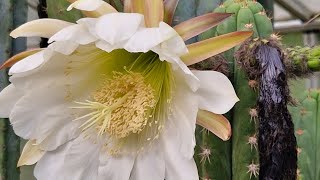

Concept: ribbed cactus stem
[[203, 1, 275, 179], [194, 1, 233, 180], [0, 0, 28, 179], [289, 89, 320, 180], [198, 1, 270, 179], [0, 1, 13, 178]]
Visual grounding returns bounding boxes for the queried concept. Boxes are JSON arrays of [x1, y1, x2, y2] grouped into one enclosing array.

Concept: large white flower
[[0, 1, 252, 180]]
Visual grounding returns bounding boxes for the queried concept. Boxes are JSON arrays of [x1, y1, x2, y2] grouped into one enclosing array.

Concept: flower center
[[68, 49, 173, 154], [74, 72, 156, 139]]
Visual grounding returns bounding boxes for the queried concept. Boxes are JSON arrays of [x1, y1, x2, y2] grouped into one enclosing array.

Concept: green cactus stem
[[0, 0, 13, 178], [286, 46, 320, 76], [289, 89, 320, 180], [0, 0, 28, 179], [0, 2, 11, 178], [193, 57, 232, 180], [193, 1, 233, 180], [207, 1, 274, 179], [173, 0, 197, 44], [199, 0, 273, 180], [46, 0, 83, 22], [197, 0, 274, 179]]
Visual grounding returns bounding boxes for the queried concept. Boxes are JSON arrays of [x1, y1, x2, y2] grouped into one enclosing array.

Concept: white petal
[[98, 153, 135, 180], [63, 135, 100, 180], [193, 70, 239, 114], [163, 132, 199, 180], [95, 13, 144, 45], [49, 24, 97, 45], [38, 121, 80, 151], [164, 56, 199, 92], [130, 144, 165, 180], [9, 48, 105, 150], [9, 87, 75, 141], [67, 0, 105, 11], [77, 18, 99, 37], [9, 50, 47, 75], [68, 0, 118, 18], [18, 140, 45, 167], [9, 44, 101, 91], [166, 71, 199, 158], [95, 40, 119, 52], [161, 79, 199, 179], [35, 135, 100, 180], [10, 19, 73, 38], [34, 142, 71, 180], [0, 84, 23, 117], [122, 21, 199, 91], [48, 41, 79, 55], [125, 22, 178, 53], [157, 22, 189, 57]]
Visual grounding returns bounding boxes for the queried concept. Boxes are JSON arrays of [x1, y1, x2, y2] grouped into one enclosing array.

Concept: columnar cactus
[[289, 89, 320, 180], [200, 1, 273, 179], [0, 0, 28, 179], [0, 1, 12, 178]]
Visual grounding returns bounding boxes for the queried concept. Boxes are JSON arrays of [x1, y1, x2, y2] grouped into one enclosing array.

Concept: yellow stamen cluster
[[74, 72, 156, 139]]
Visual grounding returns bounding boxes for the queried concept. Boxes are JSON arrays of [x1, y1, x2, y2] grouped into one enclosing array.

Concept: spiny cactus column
[[280, 45, 320, 167], [194, 1, 233, 180], [289, 89, 320, 180], [0, 0, 11, 178], [200, 1, 273, 179], [236, 40, 320, 180], [0, 0, 28, 179]]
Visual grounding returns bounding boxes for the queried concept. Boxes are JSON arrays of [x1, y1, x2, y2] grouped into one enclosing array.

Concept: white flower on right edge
[[0, 0, 252, 180]]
